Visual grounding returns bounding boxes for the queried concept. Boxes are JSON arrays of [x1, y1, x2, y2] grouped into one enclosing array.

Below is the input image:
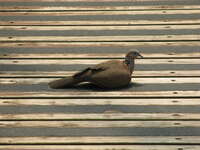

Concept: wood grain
[[1, 98, 199, 106], [0, 136, 200, 144], [1, 19, 200, 25], [0, 91, 199, 98], [1, 53, 200, 59], [0, 70, 199, 77], [0, 145, 199, 150], [1, 25, 199, 31], [1, 35, 200, 42], [0, 77, 199, 85], [1, 59, 199, 65], [0, 121, 200, 128], [0, 41, 199, 47]]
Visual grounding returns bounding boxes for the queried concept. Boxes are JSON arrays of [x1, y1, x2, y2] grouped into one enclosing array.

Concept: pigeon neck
[[124, 57, 135, 74]]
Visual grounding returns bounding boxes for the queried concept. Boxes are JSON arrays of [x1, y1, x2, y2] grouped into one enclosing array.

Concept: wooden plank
[[0, 91, 199, 98], [1, 35, 200, 42], [1, 19, 200, 25], [1, 53, 200, 59], [0, 113, 199, 120], [0, 121, 200, 128], [1, 145, 200, 150], [0, 70, 199, 77], [1, 10, 199, 16], [1, 78, 200, 85], [1, 98, 200, 106], [1, 59, 199, 65], [0, 41, 199, 47], [0, 136, 200, 144], [0, 5, 200, 11], [1, 25, 199, 31]]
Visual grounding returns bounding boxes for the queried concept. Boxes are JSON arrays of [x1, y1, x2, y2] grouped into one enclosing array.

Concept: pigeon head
[[124, 50, 143, 74], [125, 50, 143, 59]]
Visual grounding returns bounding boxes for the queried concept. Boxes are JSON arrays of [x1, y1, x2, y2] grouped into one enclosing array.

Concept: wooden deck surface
[[0, 0, 200, 149]]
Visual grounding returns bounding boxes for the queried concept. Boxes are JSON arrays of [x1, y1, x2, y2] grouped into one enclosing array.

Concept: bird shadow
[[52, 82, 143, 91]]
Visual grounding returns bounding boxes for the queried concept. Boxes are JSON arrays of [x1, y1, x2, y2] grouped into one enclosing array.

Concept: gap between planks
[[0, 0, 199, 2], [1, 10, 200, 16]]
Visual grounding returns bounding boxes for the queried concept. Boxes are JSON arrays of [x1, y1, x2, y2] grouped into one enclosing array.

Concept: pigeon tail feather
[[48, 76, 82, 89]]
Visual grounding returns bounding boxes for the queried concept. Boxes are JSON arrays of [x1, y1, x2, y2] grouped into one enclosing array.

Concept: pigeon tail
[[48, 76, 82, 89]]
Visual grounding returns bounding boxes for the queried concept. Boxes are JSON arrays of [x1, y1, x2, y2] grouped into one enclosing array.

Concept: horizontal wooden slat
[[1, 59, 199, 65], [1, 78, 200, 85], [1, 25, 199, 31], [1, 5, 200, 11], [1, 98, 199, 106], [1, 121, 200, 128], [1, 35, 200, 42], [0, 71, 199, 77], [0, 113, 199, 120], [0, 41, 199, 47], [0, 91, 199, 98], [1, 10, 199, 16], [0, 145, 200, 150], [1, 19, 200, 25], [0, 136, 200, 144], [1, 53, 200, 59]]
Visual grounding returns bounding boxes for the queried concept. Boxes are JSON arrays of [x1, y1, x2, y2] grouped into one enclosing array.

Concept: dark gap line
[[1, 76, 200, 78], [1, 23, 200, 26], [1, 119, 200, 121], [1, 8, 200, 12], [0, 40, 200, 43], [1, 96, 200, 99], [0, 143, 200, 146]]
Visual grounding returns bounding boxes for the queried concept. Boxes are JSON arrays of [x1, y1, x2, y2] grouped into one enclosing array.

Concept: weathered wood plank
[[1, 98, 199, 106], [1, 59, 199, 65], [1, 121, 200, 128], [0, 91, 199, 98], [0, 41, 199, 47], [0, 136, 199, 144], [0, 5, 200, 11], [1, 19, 200, 25], [1, 25, 199, 31], [1, 53, 200, 59], [0, 70, 199, 77], [1, 10, 199, 16], [1, 78, 199, 85], [1, 35, 200, 42], [0, 113, 199, 120], [0, 145, 199, 150]]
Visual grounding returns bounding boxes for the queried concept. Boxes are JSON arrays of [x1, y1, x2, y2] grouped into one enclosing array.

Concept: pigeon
[[48, 50, 143, 89]]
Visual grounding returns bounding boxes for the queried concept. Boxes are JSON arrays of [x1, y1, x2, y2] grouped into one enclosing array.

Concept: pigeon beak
[[137, 53, 143, 58]]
